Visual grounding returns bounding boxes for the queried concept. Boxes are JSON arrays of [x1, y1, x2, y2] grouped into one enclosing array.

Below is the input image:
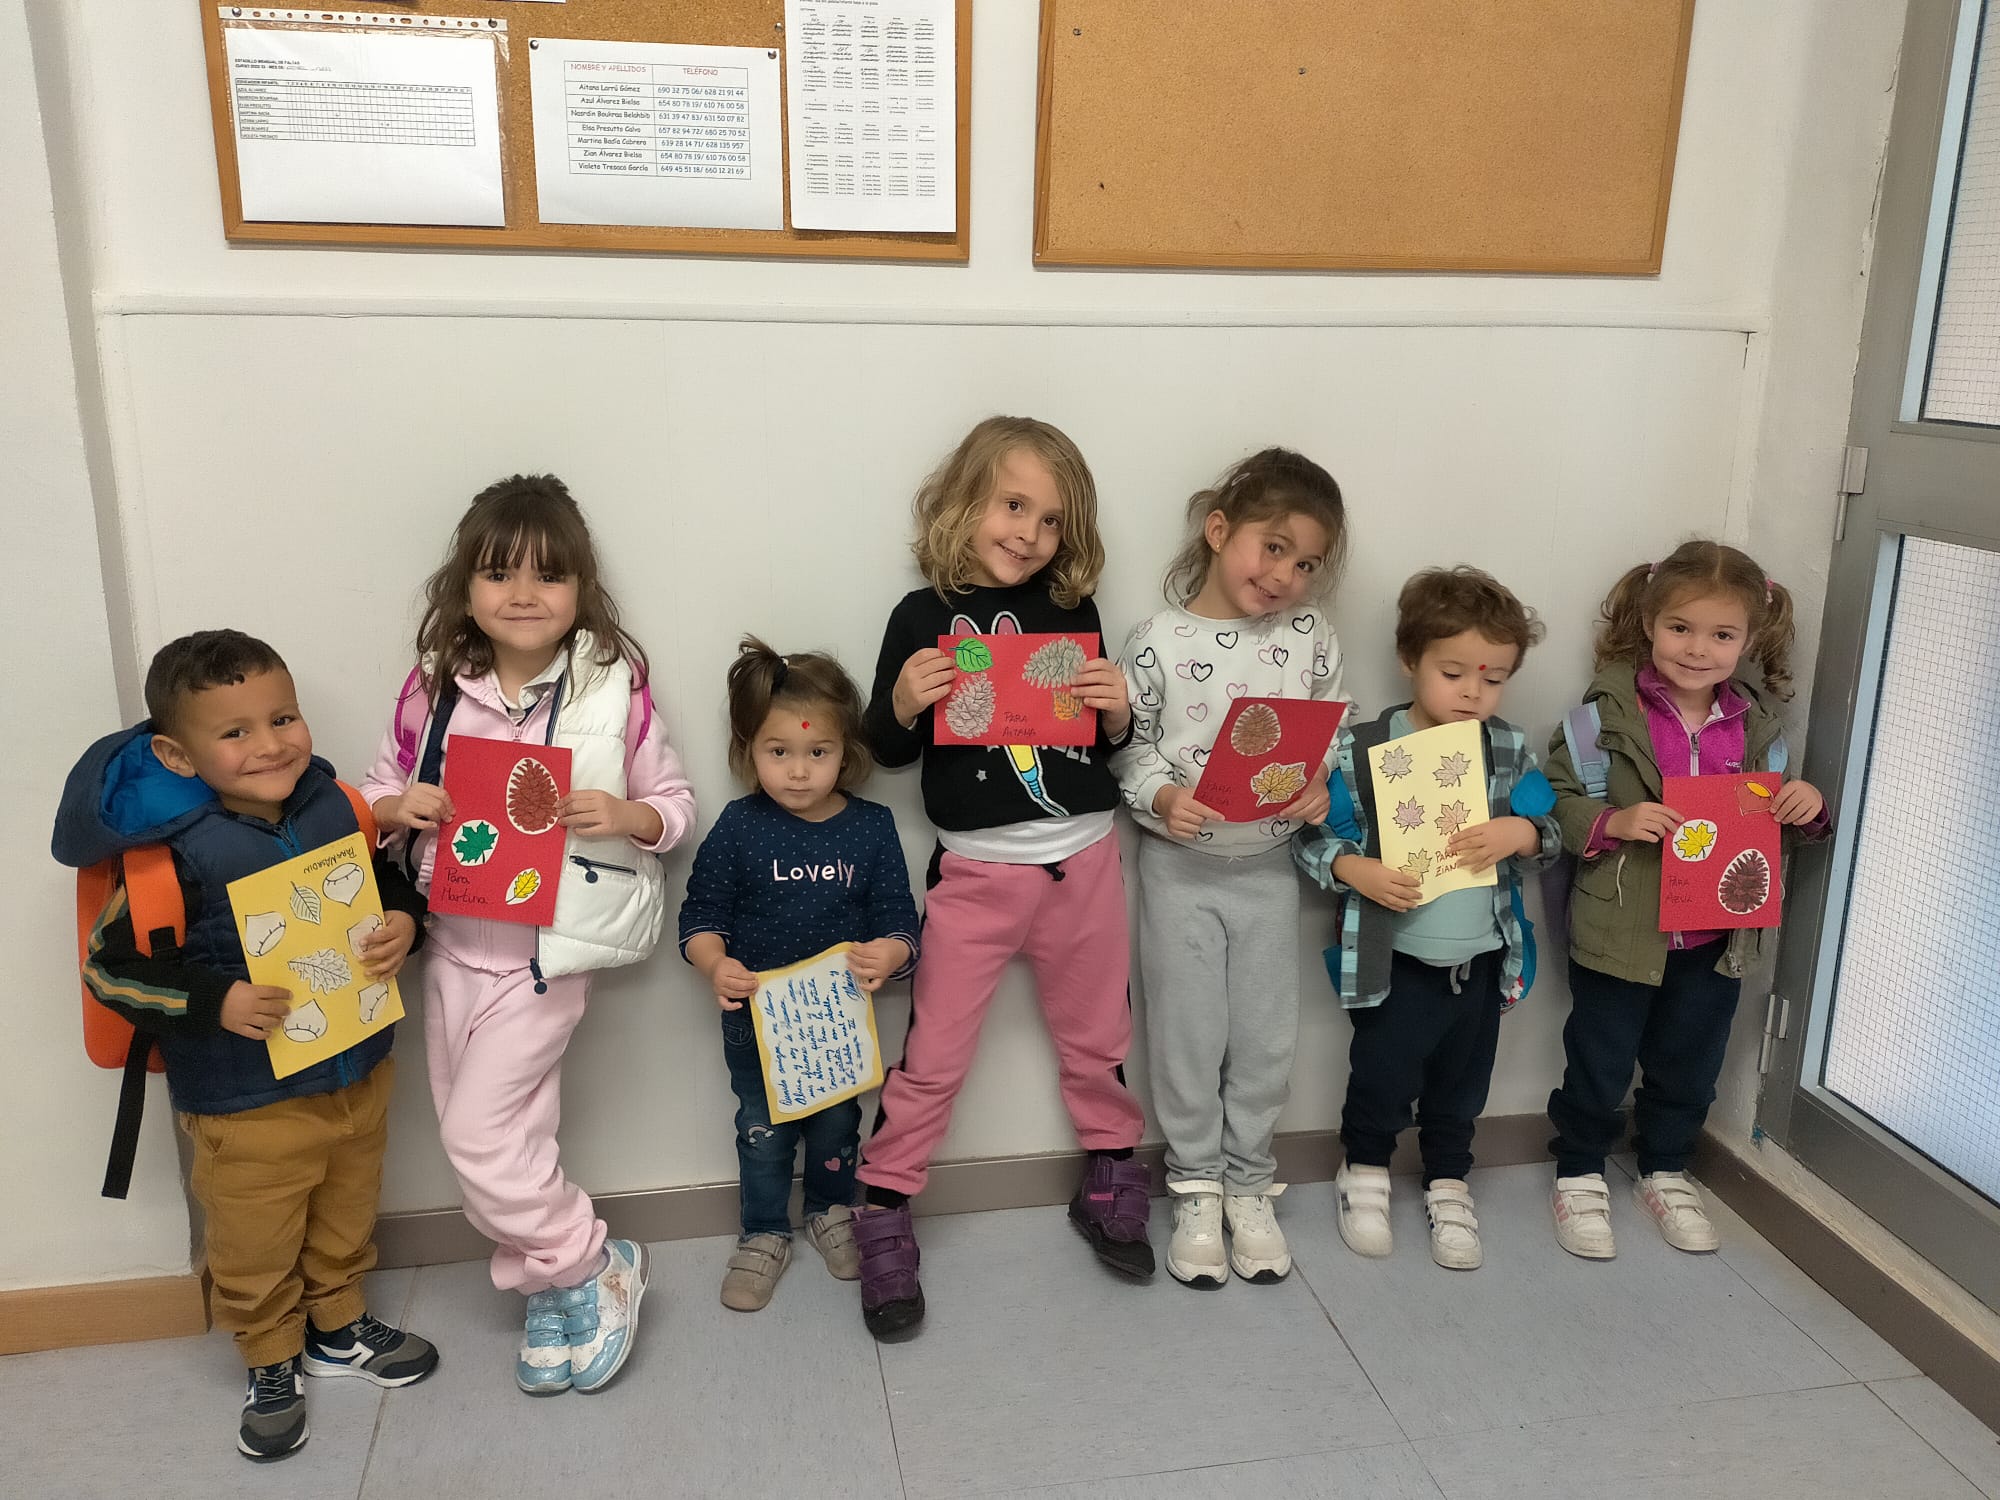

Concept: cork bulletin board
[[199, 0, 972, 261], [1034, 0, 1696, 274]]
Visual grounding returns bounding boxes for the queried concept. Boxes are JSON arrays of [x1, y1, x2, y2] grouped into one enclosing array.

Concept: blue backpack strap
[[404, 678, 462, 881], [1562, 704, 1609, 800], [1764, 730, 1790, 776]]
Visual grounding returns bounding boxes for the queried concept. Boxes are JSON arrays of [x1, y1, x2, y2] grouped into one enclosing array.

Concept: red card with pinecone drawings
[[1658, 773, 1784, 932], [934, 632, 1100, 747], [430, 736, 572, 926], [1192, 696, 1346, 822]]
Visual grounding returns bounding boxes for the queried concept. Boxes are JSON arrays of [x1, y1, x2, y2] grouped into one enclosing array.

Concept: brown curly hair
[[1394, 567, 1544, 668], [911, 416, 1104, 608], [1594, 540, 1796, 700], [414, 474, 648, 693], [725, 636, 872, 793]]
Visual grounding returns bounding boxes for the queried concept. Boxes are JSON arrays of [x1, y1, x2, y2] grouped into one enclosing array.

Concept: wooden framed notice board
[[1034, 0, 1695, 274], [199, 0, 971, 261]]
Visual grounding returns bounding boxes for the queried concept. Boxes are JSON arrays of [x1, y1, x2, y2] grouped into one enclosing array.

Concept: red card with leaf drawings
[[430, 736, 571, 926], [1659, 773, 1784, 932], [1192, 697, 1347, 823], [934, 632, 1100, 747]]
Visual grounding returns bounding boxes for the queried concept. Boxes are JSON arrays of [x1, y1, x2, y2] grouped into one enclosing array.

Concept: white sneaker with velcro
[[1335, 1163, 1393, 1258], [1423, 1179, 1482, 1270], [1222, 1184, 1291, 1283], [1634, 1171, 1720, 1252], [1552, 1173, 1617, 1259], [1165, 1180, 1228, 1288]]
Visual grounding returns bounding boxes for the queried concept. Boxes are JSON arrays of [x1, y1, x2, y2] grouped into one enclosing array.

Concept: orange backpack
[[79, 781, 376, 1197]]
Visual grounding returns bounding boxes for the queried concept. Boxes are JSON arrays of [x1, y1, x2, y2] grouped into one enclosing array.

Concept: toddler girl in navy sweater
[[679, 637, 920, 1311]]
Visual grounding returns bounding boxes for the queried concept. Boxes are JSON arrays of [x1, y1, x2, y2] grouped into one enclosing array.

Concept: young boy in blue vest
[[54, 630, 439, 1462]]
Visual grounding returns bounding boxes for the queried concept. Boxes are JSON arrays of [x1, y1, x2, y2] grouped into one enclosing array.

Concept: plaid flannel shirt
[[1293, 708, 1563, 1011]]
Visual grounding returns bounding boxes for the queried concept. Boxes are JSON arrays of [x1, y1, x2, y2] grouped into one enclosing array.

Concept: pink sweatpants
[[859, 831, 1144, 1197], [423, 957, 607, 1294]]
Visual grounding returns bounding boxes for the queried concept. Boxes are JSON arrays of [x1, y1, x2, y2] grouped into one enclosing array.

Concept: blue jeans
[[721, 1012, 861, 1238]]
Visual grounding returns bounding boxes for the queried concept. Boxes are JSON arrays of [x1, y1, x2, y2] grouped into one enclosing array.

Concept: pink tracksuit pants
[[422, 957, 607, 1294], [858, 831, 1145, 1197]]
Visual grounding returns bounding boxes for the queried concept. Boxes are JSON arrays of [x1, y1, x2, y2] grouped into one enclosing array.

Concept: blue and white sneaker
[[238, 1356, 308, 1462], [302, 1312, 439, 1388], [566, 1238, 649, 1394], [517, 1286, 584, 1395]]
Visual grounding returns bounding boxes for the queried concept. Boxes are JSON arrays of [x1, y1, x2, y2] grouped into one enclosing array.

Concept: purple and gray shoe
[[1069, 1155, 1156, 1277], [854, 1204, 925, 1339]]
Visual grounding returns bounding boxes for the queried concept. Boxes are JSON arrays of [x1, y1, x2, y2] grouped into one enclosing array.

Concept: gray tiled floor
[[3, 1163, 1995, 1500]]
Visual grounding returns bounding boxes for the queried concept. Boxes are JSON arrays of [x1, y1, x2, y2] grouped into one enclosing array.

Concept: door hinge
[[1834, 445, 1868, 542], [1756, 991, 1793, 1074]]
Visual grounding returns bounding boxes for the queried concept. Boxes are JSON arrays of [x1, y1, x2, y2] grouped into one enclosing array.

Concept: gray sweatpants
[[1138, 834, 1302, 1193]]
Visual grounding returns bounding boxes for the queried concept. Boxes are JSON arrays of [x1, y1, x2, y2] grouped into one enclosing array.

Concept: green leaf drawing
[[453, 820, 499, 866], [954, 638, 993, 673]]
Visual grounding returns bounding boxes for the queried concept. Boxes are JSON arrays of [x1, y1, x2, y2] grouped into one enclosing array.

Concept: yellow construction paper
[[226, 832, 405, 1079], [1367, 718, 1497, 906], [749, 942, 883, 1123]]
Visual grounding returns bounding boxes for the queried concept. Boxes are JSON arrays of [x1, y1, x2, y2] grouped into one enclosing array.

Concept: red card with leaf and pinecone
[[1192, 696, 1347, 822], [1658, 773, 1783, 932], [430, 736, 571, 926], [934, 632, 1100, 746]]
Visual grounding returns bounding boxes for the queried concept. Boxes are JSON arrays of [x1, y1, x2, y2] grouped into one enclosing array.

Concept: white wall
[[1, 0, 194, 1291], [9, 0, 1913, 1282]]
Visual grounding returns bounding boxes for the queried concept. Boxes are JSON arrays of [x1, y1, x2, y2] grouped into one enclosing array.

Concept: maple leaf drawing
[[452, 819, 499, 867], [287, 947, 351, 995], [1379, 745, 1415, 781], [1433, 751, 1473, 788], [1392, 797, 1427, 832], [289, 882, 322, 925], [1434, 800, 1470, 838], [1672, 819, 1719, 862], [1401, 849, 1434, 881], [1249, 761, 1308, 807]]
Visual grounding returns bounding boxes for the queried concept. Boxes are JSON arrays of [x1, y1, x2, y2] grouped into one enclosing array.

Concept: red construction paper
[[430, 737, 572, 926], [1192, 697, 1347, 822], [933, 632, 1100, 747], [1658, 773, 1784, 932]]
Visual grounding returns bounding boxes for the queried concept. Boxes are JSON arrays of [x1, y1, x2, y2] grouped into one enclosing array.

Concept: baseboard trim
[[372, 1111, 1558, 1270], [1694, 1130, 2000, 1436], [0, 1272, 208, 1356]]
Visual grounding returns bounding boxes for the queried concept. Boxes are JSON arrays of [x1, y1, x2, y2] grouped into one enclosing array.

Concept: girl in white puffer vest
[[362, 474, 694, 1398]]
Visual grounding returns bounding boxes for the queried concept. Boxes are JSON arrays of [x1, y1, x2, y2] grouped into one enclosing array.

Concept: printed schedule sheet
[[528, 36, 783, 229], [784, 0, 957, 232]]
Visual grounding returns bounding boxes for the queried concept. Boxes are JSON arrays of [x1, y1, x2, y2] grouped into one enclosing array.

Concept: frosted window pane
[[1925, 4, 2000, 424], [1822, 537, 2000, 1204]]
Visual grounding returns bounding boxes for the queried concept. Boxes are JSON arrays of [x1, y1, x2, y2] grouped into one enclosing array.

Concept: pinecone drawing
[[944, 674, 996, 737], [1230, 702, 1282, 756], [1717, 849, 1771, 916], [1021, 636, 1087, 689]]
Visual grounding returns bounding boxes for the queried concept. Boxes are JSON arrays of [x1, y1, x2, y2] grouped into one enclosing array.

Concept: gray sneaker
[[720, 1233, 792, 1311], [238, 1356, 308, 1462]]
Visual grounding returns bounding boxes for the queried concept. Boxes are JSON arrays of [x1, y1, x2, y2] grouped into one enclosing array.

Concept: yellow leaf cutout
[[1673, 821, 1717, 861]]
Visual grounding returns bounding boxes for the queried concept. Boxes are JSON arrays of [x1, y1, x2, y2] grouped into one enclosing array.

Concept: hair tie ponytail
[[771, 657, 790, 693]]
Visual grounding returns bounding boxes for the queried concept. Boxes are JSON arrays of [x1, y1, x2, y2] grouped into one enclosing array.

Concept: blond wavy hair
[[911, 416, 1104, 609]]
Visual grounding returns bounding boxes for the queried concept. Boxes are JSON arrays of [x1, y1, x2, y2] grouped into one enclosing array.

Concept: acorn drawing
[[1717, 849, 1771, 915], [1230, 702, 1282, 756], [944, 674, 996, 737]]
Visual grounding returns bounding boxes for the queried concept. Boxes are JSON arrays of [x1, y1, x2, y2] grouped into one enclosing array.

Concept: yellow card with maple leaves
[[1366, 718, 1496, 907], [226, 831, 405, 1079]]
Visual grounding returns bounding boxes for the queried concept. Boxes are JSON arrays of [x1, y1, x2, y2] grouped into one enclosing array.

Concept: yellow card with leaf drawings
[[226, 832, 404, 1080], [749, 942, 884, 1123], [1367, 718, 1496, 907]]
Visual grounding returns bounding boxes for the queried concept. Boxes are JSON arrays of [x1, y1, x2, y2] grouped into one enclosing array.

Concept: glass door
[[1761, 0, 2000, 1310]]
